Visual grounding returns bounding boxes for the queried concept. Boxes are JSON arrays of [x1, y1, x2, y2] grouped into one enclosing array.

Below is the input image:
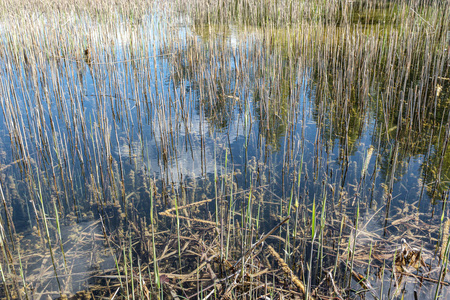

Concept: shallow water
[[0, 4, 449, 299]]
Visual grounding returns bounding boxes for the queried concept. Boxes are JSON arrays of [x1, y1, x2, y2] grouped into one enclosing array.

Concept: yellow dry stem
[[441, 218, 450, 261], [159, 198, 217, 225], [159, 211, 217, 226], [160, 198, 213, 215], [267, 244, 306, 294]]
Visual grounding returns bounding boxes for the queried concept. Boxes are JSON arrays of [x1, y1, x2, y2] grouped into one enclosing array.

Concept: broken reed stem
[[159, 198, 214, 218], [266, 244, 306, 295], [160, 186, 269, 225]]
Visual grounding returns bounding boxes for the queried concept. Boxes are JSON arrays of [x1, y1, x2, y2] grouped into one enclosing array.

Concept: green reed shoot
[[284, 184, 294, 258], [348, 201, 360, 290], [100, 216, 123, 289], [306, 196, 316, 299], [129, 233, 135, 300], [150, 180, 160, 290], [434, 232, 450, 300], [226, 175, 234, 260], [333, 214, 346, 279], [122, 238, 130, 298], [137, 257, 144, 300], [293, 150, 304, 253], [16, 243, 29, 300], [175, 194, 181, 267], [318, 183, 327, 275], [0, 260, 10, 300], [53, 201, 67, 272]]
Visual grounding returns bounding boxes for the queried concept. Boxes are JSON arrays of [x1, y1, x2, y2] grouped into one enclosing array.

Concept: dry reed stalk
[[441, 219, 450, 261], [160, 211, 217, 226], [160, 197, 214, 215], [266, 244, 306, 295]]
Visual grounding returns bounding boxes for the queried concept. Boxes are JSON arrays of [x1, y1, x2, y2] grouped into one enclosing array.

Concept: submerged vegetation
[[0, 0, 449, 299]]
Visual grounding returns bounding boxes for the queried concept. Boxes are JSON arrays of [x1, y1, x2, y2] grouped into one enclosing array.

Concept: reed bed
[[0, 0, 449, 299]]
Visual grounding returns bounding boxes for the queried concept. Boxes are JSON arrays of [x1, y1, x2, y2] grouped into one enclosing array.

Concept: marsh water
[[0, 2, 449, 299]]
